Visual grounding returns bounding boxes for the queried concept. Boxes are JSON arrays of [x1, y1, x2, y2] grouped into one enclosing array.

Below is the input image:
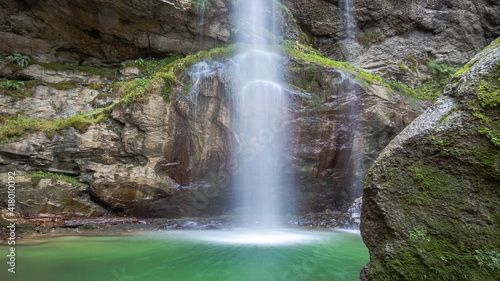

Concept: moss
[[24, 80, 41, 89], [37, 61, 119, 79], [360, 33, 374, 48], [358, 32, 385, 48], [52, 81, 79, 90], [387, 59, 460, 102], [463, 58, 500, 146], [154, 72, 178, 100], [366, 121, 500, 280], [0, 112, 106, 143], [163, 44, 237, 75], [49, 114, 105, 134], [125, 56, 181, 78], [30, 170, 80, 186], [282, 40, 389, 89], [369, 156, 500, 280], [0, 88, 32, 98], [275, 0, 295, 23], [476, 80, 500, 109], [453, 38, 499, 78], [88, 83, 105, 90], [455, 58, 478, 77], [0, 114, 51, 142], [191, 0, 218, 9], [397, 62, 408, 72]]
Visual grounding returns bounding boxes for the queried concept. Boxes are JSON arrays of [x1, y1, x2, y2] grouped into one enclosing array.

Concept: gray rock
[[0, 57, 421, 218], [360, 38, 500, 280], [284, 0, 500, 85]]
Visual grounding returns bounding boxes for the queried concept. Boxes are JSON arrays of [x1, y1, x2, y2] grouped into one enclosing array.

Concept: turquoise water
[[0, 229, 368, 281]]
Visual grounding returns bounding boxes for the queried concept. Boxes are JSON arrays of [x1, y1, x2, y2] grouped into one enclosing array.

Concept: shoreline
[[1, 210, 359, 244]]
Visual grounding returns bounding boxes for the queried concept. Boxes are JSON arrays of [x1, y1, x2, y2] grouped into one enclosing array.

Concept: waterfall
[[344, 0, 357, 62], [232, 0, 288, 227]]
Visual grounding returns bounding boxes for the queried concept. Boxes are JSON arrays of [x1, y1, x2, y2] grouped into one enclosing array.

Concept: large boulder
[[361, 38, 500, 280]]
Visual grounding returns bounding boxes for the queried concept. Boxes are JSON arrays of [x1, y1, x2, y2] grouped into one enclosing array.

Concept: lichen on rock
[[361, 37, 500, 280]]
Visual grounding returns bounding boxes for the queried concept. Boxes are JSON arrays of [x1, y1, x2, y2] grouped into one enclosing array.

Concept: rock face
[[0, 52, 421, 217], [0, 0, 302, 64], [284, 0, 500, 84], [286, 63, 420, 212], [0, 0, 427, 218], [0, 61, 234, 217], [3, 0, 498, 83], [0, 0, 227, 63], [361, 38, 500, 280]]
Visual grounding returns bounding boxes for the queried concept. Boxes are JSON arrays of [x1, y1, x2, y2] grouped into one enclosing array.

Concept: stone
[[17, 65, 105, 84], [360, 38, 500, 280], [0, 171, 107, 217]]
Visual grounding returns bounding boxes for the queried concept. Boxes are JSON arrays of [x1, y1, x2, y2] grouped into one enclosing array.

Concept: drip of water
[[186, 60, 225, 121], [233, 0, 289, 228]]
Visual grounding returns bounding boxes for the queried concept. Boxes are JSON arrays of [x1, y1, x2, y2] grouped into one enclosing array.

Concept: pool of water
[[0, 229, 368, 281]]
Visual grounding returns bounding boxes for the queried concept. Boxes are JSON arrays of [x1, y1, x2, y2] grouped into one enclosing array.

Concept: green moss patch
[[387, 59, 459, 102], [0, 113, 106, 143], [124, 56, 181, 78], [282, 40, 388, 89], [52, 81, 79, 90], [30, 170, 80, 186], [163, 44, 237, 75], [37, 61, 119, 80]]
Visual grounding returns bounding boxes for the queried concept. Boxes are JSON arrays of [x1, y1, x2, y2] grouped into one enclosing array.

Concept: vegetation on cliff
[[0, 39, 426, 145]]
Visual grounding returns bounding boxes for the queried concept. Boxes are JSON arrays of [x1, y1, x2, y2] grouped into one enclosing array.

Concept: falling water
[[232, 0, 288, 227], [344, 0, 357, 62], [343, 0, 364, 229]]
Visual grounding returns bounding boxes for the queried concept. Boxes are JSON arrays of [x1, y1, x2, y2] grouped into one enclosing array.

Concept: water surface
[[0, 229, 368, 281]]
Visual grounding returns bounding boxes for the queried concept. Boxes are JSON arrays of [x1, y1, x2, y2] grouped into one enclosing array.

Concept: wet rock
[[347, 197, 362, 226], [0, 0, 224, 63], [17, 65, 106, 84], [64, 217, 142, 227], [288, 63, 421, 212], [0, 56, 421, 218]]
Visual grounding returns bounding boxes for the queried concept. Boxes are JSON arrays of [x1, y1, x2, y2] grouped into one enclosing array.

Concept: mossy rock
[[361, 38, 500, 280]]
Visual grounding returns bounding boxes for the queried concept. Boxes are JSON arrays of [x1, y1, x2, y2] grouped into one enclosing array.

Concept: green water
[[0, 229, 368, 281]]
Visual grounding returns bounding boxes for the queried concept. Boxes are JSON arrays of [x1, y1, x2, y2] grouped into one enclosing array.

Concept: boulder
[[361, 38, 500, 280]]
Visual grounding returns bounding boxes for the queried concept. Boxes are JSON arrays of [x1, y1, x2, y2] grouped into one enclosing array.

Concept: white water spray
[[232, 0, 288, 228]]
